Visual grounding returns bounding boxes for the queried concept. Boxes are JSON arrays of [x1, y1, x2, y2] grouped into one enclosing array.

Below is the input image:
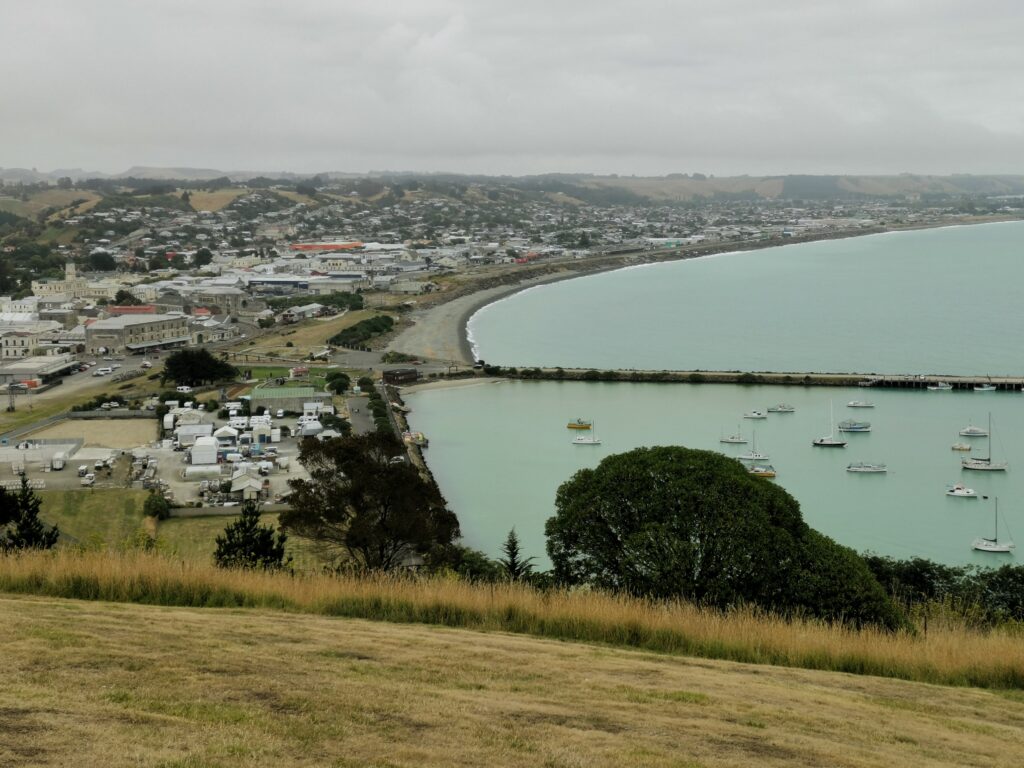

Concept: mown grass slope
[[2, 593, 1022, 768]]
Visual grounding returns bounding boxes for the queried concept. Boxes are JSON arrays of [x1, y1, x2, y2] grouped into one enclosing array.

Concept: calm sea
[[468, 221, 1024, 375], [411, 222, 1024, 566]]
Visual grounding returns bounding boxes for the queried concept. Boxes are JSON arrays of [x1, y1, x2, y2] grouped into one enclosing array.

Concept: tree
[[113, 289, 141, 306], [1, 476, 59, 551], [214, 500, 290, 570], [280, 432, 459, 571], [162, 348, 238, 386], [86, 251, 117, 271], [546, 447, 903, 629], [143, 491, 171, 520], [194, 247, 213, 268], [325, 370, 350, 394], [498, 528, 535, 582]]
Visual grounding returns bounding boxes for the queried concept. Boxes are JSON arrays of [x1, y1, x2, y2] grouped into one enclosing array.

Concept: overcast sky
[[3, 1, 1023, 176]]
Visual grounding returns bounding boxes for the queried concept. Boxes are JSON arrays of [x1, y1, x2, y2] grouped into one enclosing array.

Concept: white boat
[[766, 404, 795, 413], [737, 431, 769, 461], [812, 401, 847, 447], [951, 443, 972, 452], [946, 483, 977, 498], [962, 413, 1007, 471], [959, 423, 988, 437], [747, 464, 776, 478], [572, 419, 601, 445], [847, 400, 874, 408], [838, 419, 871, 433], [972, 498, 1015, 553], [927, 381, 953, 391], [974, 384, 997, 392], [719, 426, 747, 445], [743, 410, 767, 419], [847, 462, 887, 473]]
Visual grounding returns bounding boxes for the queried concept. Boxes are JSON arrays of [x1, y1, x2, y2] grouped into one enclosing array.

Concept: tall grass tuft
[[1, 549, 1022, 689]]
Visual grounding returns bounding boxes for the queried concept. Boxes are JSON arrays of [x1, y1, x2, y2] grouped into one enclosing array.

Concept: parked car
[[80, 473, 95, 487], [276, 409, 285, 418], [140, 360, 152, 369]]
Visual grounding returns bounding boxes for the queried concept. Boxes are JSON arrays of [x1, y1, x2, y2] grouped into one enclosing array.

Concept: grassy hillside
[[1, 550, 1023, 689], [2, 593, 1022, 767]]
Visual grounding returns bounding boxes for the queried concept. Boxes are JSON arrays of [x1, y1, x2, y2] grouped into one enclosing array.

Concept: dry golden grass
[[188, 188, 248, 211], [1, 550, 1023, 690], [28, 418, 157, 448], [239, 310, 380, 358], [2, 593, 1022, 768]]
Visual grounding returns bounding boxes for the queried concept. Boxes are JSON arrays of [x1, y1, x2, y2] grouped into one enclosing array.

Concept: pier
[[460, 366, 1024, 390]]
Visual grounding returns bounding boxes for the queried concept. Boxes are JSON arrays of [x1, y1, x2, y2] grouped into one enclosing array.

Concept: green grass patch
[[39, 489, 149, 546]]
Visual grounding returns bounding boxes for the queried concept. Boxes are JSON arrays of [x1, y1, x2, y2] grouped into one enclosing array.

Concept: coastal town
[[0, 173, 1020, 559]]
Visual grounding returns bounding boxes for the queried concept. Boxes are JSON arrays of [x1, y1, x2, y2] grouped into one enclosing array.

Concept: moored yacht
[[766, 404, 795, 413], [847, 400, 875, 408], [846, 462, 887, 473], [838, 419, 871, 433], [946, 482, 977, 498]]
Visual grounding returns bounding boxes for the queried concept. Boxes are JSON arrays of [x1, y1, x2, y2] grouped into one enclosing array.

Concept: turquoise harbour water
[[412, 222, 1024, 566], [468, 221, 1024, 376], [407, 381, 1022, 567]]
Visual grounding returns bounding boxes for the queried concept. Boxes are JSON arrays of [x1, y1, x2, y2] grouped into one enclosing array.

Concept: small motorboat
[[959, 424, 988, 437], [927, 382, 953, 391], [743, 410, 767, 419], [946, 483, 978, 498], [747, 464, 776, 478], [838, 419, 872, 433], [847, 400, 875, 408], [951, 443, 972, 451], [766, 404, 795, 413]]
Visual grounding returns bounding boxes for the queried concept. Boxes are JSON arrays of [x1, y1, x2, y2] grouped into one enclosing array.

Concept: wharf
[[470, 367, 1024, 390]]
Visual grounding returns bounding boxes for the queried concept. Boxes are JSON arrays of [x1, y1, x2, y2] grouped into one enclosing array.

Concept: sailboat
[[572, 419, 601, 445], [738, 430, 769, 461], [812, 401, 847, 447], [962, 413, 1007, 471], [972, 498, 1015, 553]]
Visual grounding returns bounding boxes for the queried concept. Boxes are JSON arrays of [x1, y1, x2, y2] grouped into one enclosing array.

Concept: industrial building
[[85, 314, 190, 354]]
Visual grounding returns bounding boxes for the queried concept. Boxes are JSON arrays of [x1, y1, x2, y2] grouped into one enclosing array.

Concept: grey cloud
[[2, 0, 1023, 175]]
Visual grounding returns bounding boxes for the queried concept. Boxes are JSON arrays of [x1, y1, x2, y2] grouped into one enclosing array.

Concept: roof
[[87, 314, 188, 330]]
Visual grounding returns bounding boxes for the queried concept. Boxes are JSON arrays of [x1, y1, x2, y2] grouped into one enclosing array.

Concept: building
[[382, 368, 420, 385], [85, 314, 190, 354], [31, 263, 91, 299]]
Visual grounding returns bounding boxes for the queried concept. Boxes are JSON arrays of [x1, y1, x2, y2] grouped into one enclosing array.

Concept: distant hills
[[3, 166, 1024, 201]]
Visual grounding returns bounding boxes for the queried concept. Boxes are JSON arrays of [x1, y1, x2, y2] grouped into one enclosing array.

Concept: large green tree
[[113, 289, 142, 306], [1, 476, 59, 551], [280, 432, 459, 571], [214, 501, 289, 570], [161, 348, 237, 386], [546, 446, 903, 629]]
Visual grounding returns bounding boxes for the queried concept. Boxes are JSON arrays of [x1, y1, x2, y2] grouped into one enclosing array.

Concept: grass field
[[187, 188, 249, 211], [157, 514, 321, 569], [237, 310, 381, 358], [38, 489, 150, 547], [2, 593, 1022, 767], [0, 188, 102, 219], [2, 550, 1024, 689], [28, 418, 157, 448]]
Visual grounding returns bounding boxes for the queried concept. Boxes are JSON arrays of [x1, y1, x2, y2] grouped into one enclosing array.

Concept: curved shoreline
[[387, 215, 1024, 366]]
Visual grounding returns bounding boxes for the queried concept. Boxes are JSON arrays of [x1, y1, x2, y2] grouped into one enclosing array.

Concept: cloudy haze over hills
[[4, 1, 1024, 176]]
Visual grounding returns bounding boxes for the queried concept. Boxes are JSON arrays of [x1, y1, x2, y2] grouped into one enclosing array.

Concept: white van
[[94, 367, 113, 376]]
